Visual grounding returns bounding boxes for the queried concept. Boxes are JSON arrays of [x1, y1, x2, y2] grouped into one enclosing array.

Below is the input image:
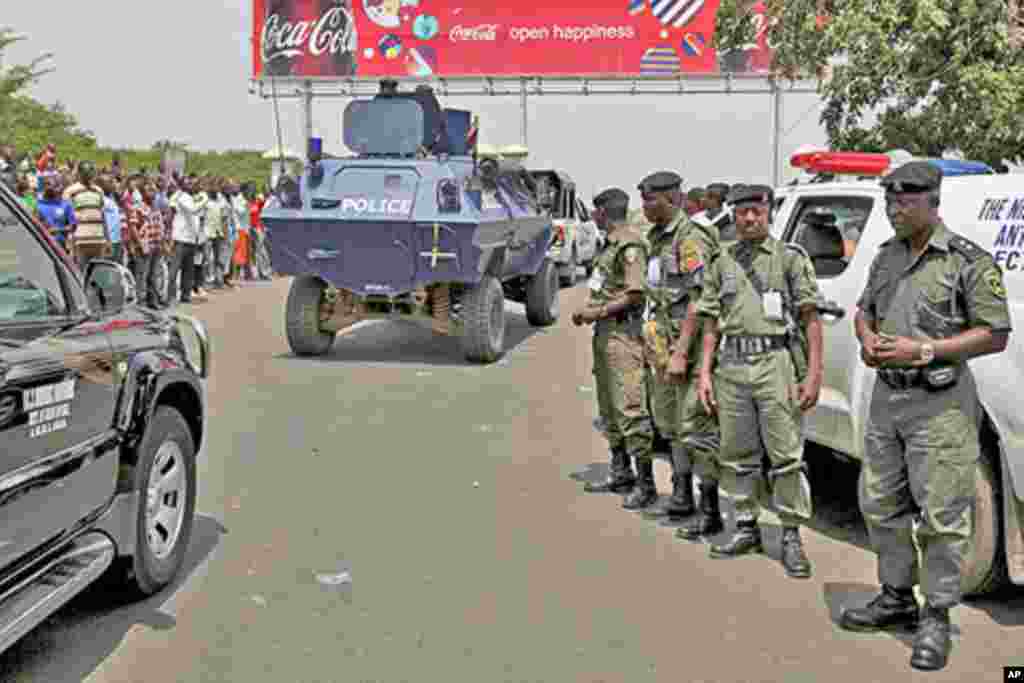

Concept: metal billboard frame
[[249, 74, 821, 186]]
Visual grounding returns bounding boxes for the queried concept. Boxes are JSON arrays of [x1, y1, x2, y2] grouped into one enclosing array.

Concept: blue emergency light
[[308, 137, 323, 162], [924, 159, 994, 176]]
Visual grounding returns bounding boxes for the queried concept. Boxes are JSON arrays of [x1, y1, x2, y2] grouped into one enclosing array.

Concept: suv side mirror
[[85, 260, 137, 312]]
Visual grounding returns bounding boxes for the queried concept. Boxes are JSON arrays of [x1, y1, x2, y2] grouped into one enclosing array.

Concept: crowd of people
[[0, 143, 275, 308]]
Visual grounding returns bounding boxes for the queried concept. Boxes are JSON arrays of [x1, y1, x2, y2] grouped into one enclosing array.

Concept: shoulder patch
[[949, 234, 988, 263], [984, 266, 1007, 299]]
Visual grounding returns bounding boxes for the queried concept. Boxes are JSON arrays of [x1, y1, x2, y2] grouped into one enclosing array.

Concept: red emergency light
[[790, 151, 892, 177]]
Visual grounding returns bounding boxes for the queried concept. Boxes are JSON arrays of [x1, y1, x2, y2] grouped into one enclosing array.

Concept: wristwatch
[[918, 342, 935, 364]]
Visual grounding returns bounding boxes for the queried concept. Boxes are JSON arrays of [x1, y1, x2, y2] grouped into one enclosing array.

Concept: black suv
[[0, 180, 209, 652]]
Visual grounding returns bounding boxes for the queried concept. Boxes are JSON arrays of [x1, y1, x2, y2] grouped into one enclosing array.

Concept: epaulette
[[948, 234, 988, 263]]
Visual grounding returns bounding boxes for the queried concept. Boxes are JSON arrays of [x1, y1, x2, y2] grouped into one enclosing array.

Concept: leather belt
[[877, 368, 922, 390], [595, 310, 644, 333], [720, 334, 788, 356]]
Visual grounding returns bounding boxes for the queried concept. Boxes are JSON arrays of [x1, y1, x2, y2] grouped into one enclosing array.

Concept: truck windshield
[[343, 99, 424, 157]]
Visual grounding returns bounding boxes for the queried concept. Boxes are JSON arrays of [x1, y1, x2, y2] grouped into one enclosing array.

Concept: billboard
[[252, 1, 776, 80]]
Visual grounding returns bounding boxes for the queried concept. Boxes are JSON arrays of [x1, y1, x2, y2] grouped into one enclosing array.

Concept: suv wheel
[[526, 258, 559, 327], [285, 275, 336, 356], [461, 275, 505, 363], [962, 454, 1008, 597], [117, 406, 197, 598]]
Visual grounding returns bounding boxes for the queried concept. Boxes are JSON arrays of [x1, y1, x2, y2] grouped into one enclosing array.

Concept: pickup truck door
[[0, 199, 119, 570], [777, 188, 884, 459]]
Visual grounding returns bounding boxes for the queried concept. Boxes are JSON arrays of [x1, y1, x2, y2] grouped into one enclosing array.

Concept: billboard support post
[[770, 77, 782, 187], [303, 80, 314, 161], [520, 79, 529, 147]]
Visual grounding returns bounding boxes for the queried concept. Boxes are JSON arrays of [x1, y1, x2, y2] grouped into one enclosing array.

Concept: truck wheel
[[285, 275, 336, 356], [961, 454, 1009, 597], [116, 406, 197, 598], [461, 275, 506, 363], [526, 258, 559, 327], [560, 249, 578, 287]]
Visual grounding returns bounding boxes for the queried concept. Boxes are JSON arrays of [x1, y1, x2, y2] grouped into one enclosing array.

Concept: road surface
[[2, 277, 1022, 682]]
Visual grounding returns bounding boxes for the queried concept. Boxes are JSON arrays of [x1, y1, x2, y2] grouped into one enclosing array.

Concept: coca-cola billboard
[[252, 0, 776, 79]]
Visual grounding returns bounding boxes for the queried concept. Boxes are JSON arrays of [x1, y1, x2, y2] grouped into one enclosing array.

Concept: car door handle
[[818, 299, 846, 322]]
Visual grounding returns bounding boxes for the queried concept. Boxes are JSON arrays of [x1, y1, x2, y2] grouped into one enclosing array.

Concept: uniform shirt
[[586, 222, 647, 308], [698, 235, 820, 337], [856, 221, 1012, 342]]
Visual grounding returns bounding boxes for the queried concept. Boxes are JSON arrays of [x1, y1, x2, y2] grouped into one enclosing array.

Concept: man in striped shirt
[[124, 182, 165, 308]]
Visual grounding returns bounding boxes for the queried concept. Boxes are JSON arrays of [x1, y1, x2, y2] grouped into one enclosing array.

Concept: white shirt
[[171, 191, 203, 244]]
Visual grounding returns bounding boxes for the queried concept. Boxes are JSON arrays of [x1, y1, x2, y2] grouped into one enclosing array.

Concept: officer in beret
[[685, 187, 705, 217], [574, 188, 654, 495], [632, 171, 722, 520], [695, 184, 823, 576], [693, 182, 737, 244], [842, 161, 1011, 671]]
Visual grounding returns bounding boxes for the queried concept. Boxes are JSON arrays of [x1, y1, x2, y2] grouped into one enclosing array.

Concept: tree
[[744, 0, 1024, 167], [0, 27, 53, 98]]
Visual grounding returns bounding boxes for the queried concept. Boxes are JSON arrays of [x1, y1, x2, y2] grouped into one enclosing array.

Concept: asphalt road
[[2, 277, 1023, 682]]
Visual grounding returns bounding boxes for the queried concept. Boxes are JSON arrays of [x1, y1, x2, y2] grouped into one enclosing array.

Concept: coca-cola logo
[[448, 24, 499, 43], [261, 6, 357, 63]]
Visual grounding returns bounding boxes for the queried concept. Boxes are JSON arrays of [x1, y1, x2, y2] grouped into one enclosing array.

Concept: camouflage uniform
[[583, 199, 654, 494], [641, 205, 720, 520], [697, 185, 820, 576], [840, 162, 1012, 671]]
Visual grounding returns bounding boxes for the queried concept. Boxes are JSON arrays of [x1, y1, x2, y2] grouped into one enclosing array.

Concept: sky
[[3, 2, 833, 203]]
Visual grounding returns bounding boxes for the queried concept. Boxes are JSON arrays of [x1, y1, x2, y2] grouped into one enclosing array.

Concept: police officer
[[684, 187, 705, 217], [694, 182, 736, 243], [840, 162, 1011, 671], [635, 171, 718, 517], [695, 184, 823, 578], [573, 188, 654, 495]]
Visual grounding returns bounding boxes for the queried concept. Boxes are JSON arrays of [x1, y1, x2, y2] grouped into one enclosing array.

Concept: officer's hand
[[667, 350, 688, 383], [859, 330, 881, 367], [874, 334, 926, 367], [797, 372, 822, 412], [572, 310, 585, 327], [698, 372, 716, 415]]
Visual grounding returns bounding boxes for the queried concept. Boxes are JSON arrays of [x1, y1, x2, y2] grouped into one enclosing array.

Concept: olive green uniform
[[589, 224, 654, 463], [856, 222, 1012, 608], [697, 236, 821, 525], [642, 210, 721, 478]]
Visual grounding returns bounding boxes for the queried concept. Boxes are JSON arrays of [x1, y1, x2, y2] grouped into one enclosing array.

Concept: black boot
[[780, 526, 812, 578], [642, 472, 694, 520], [622, 458, 657, 509], [584, 447, 636, 494], [910, 606, 952, 671], [676, 482, 724, 540], [839, 584, 919, 632], [709, 521, 762, 558]]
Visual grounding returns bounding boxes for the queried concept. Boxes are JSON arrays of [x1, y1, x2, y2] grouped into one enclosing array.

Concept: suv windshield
[[343, 99, 424, 157]]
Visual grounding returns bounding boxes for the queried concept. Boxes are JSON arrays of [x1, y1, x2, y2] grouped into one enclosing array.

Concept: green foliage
[[714, 0, 759, 55], [752, 0, 1024, 167], [1, 27, 274, 188]]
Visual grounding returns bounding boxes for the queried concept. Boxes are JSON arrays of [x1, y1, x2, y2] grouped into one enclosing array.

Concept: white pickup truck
[[773, 168, 1024, 597]]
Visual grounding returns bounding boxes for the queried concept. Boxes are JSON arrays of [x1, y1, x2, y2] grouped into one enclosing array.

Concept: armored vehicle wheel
[[285, 276, 336, 356], [461, 275, 506, 363], [560, 249, 578, 287], [526, 258, 559, 327], [961, 454, 1008, 597]]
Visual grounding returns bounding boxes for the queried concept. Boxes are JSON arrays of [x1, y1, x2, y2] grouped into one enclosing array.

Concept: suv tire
[[962, 454, 1008, 597], [461, 275, 505, 363], [117, 405, 197, 598], [285, 275, 336, 356], [526, 258, 559, 327]]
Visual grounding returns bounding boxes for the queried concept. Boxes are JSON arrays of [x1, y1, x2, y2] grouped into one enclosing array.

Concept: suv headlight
[[171, 314, 211, 378]]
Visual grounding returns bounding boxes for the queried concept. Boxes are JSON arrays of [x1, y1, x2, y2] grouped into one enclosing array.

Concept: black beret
[[638, 171, 683, 193], [881, 160, 942, 194], [728, 184, 774, 207], [706, 183, 730, 195], [593, 188, 629, 208]]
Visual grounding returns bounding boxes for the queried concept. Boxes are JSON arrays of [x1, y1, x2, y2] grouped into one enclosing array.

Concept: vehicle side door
[[779, 189, 884, 458], [0, 193, 119, 569]]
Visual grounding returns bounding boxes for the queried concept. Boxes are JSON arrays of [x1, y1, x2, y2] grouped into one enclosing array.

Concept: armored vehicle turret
[[261, 89, 560, 363]]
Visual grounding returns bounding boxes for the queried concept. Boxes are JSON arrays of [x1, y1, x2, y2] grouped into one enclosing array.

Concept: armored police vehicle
[[262, 89, 559, 364], [776, 150, 1024, 597]]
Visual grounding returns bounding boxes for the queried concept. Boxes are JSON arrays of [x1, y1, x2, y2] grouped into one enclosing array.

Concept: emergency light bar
[[923, 159, 994, 176], [790, 150, 996, 179]]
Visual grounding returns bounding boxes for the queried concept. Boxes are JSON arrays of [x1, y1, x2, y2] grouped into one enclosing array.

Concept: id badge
[[588, 270, 605, 292], [646, 257, 662, 286], [762, 291, 784, 321]]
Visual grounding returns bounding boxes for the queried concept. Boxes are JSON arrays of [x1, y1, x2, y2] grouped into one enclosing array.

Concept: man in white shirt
[[204, 179, 230, 289], [191, 178, 210, 298], [167, 177, 204, 304]]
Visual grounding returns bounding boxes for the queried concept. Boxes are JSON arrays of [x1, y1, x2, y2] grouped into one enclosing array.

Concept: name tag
[[646, 257, 662, 286], [763, 291, 784, 321]]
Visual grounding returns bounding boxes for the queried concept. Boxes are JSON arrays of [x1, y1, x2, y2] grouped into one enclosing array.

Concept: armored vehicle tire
[[961, 454, 1008, 598], [461, 275, 506, 363], [285, 276, 336, 357], [560, 249, 578, 286], [115, 406, 197, 598], [526, 258, 559, 327]]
